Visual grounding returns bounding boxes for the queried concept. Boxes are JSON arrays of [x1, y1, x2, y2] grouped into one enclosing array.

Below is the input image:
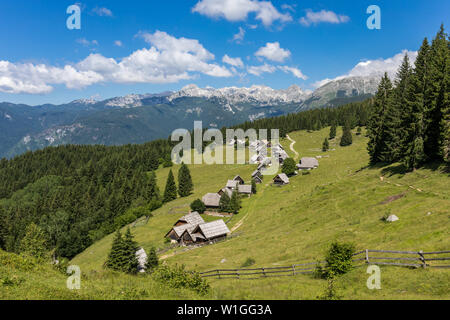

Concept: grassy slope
[[70, 127, 450, 300]]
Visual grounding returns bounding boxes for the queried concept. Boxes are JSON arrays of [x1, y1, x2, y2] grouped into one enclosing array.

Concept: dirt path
[[286, 134, 299, 160]]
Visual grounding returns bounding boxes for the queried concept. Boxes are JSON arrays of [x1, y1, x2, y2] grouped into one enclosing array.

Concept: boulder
[[386, 215, 399, 222]]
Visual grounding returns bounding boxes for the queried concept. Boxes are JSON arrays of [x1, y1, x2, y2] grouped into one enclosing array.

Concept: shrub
[[190, 199, 206, 214], [320, 242, 355, 278], [241, 258, 255, 268], [152, 264, 209, 295], [282, 158, 296, 176]]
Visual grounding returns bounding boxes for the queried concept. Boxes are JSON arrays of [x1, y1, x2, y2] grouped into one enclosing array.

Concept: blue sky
[[0, 0, 448, 105]]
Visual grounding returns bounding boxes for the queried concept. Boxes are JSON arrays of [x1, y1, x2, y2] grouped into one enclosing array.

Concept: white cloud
[[192, 0, 292, 27], [77, 38, 99, 47], [279, 66, 307, 80], [114, 40, 123, 47], [92, 7, 113, 17], [299, 9, 350, 26], [247, 63, 276, 76], [313, 50, 418, 88], [232, 27, 245, 43], [255, 42, 291, 62], [222, 55, 244, 68], [0, 31, 233, 94]]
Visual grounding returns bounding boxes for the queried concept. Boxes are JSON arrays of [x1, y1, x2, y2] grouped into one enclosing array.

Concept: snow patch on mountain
[[168, 84, 309, 105]]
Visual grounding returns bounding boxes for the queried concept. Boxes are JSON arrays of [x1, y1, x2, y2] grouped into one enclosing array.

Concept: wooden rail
[[199, 249, 450, 280]]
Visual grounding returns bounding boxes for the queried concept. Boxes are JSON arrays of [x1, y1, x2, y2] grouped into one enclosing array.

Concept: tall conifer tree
[[163, 170, 177, 203], [178, 163, 193, 197]]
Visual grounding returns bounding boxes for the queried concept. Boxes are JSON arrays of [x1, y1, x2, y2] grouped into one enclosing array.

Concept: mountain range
[[0, 75, 379, 158]]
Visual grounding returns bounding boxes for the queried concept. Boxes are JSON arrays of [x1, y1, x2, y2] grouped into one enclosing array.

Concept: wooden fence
[[199, 249, 450, 280]]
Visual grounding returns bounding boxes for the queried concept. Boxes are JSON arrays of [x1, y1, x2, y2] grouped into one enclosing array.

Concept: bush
[[319, 242, 355, 279], [190, 199, 206, 214], [241, 257, 255, 268], [282, 158, 296, 176], [152, 264, 209, 295]]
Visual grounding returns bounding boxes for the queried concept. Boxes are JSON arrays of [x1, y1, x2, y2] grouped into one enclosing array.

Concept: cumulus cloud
[[92, 7, 113, 17], [313, 50, 418, 88], [232, 27, 245, 43], [192, 0, 292, 27], [114, 40, 123, 47], [247, 63, 276, 76], [279, 66, 307, 80], [300, 9, 350, 26], [222, 55, 244, 68], [255, 42, 291, 62], [0, 31, 233, 94]]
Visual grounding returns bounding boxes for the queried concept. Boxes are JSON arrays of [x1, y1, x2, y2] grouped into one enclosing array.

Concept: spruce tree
[[163, 170, 177, 203], [123, 228, 139, 274], [219, 193, 231, 213], [424, 24, 448, 160], [329, 124, 337, 140], [383, 54, 413, 162], [145, 171, 160, 202], [105, 230, 126, 272], [178, 163, 193, 197], [322, 138, 329, 152], [251, 179, 257, 194], [403, 38, 431, 170], [282, 158, 296, 176], [367, 73, 394, 163], [340, 122, 353, 147], [145, 246, 159, 273], [229, 190, 241, 214], [0, 206, 6, 250], [190, 199, 206, 213]]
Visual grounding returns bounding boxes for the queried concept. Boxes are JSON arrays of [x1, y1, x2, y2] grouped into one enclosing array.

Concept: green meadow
[[3, 127, 449, 299]]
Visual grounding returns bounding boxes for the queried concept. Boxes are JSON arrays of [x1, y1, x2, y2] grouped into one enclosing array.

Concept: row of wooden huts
[[165, 211, 231, 246], [202, 175, 254, 210]]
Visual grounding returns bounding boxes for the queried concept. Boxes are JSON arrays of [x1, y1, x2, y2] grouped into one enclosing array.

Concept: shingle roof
[[226, 180, 238, 189], [274, 173, 290, 184], [202, 193, 221, 207], [194, 220, 230, 240], [178, 211, 205, 226], [299, 157, 319, 169], [238, 184, 252, 194], [233, 175, 245, 184], [252, 170, 262, 178], [173, 223, 196, 237]]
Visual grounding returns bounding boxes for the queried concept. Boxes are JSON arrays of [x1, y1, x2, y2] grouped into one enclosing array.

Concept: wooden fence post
[[365, 249, 370, 264], [418, 250, 426, 268], [262, 268, 266, 277], [292, 265, 295, 276]]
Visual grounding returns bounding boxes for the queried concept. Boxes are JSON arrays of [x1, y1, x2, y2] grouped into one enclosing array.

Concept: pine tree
[[403, 38, 431, 170], [148, 150, 160, 171], [105, 230, 126, 272], [383, 54, 413, 162], [163, 170, 177, 203], [439, 30, 450, 163], [229, 190, 241, 214], [145, 171, 160, 202], [178, 163, 193, 197], [367, 73, 394, 163], [219, 193, 231, 213], [329, 124, 337, 140], [251, 179, 257, 194], [424, 24, 448, 160], [123, 227, 139, 274], [340, 122, 353, 147], [0, 206, 6, 250], [322, 138, 329, 152], [145, 246, 159, 272]]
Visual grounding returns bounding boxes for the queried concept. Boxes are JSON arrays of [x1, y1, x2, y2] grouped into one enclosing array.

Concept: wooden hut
[[273, 173, 290, 185], [187, 219, 231, 243], [297, 157, 319, 170], [233, 175, 245, 185], [202, 193, 221, 209], [238, 184, 252, 196]]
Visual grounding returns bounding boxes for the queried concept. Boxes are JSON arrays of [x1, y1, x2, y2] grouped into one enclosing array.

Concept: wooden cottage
[[165, 212, 205, 242], [238, 184, 252, 196], [233, 175, 245, 185], [202, 193, 221, 209], [297, 157, 319, 170], [273, 173, 290, 185], [218, 187, 233, 198], [226, 180, 238, 190], [181, 219, 231, 245], [252, 170, 263, 184]]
